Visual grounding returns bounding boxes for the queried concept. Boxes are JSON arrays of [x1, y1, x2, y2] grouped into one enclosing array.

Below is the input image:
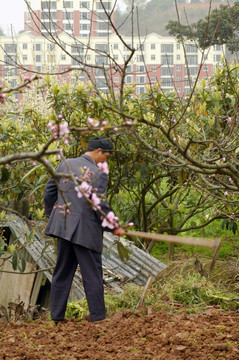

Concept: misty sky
[[0, 1, 25, 34]]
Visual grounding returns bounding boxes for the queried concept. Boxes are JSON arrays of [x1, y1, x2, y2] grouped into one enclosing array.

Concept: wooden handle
[[123, 230, 221, 250]]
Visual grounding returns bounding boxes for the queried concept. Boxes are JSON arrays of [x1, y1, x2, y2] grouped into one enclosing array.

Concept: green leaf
[[12, 250, 18, 271], [21, 165, 42, 183], [1, 167, 10, 182], [20, 255, 26, 273], [117, 241, 131, 261]]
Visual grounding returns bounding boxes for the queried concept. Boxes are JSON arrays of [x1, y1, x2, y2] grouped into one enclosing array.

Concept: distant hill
[[115, 0, 237, 37]]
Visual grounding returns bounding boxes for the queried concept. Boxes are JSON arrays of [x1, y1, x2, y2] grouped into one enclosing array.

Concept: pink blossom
[[101, 120, 108, 126], [75, 182, 92, 198], [102, 211, 119, 229], [224, 191, 228, 196], [30, 160, 37, 166], [113, 127, 118, 132], [205, 214, 210, 219], [126, 222, 134, 227], [59, 122, 70, 136], [124, 121, 132, 126], [24, 76, 30, 82], [91, 193, 101, 210], [48, 121, 56, 131], [58, 114, 63, 120], [97, 162, 109, 174], [87, 117, 99, 127]]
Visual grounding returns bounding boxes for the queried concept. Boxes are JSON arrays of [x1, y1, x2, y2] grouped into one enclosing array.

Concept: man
[[44, 136, 123, 323]]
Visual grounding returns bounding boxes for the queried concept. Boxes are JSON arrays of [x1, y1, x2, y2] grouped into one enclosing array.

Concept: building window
[[203, 65, 208, 71], [63, 23, 73, 30], [177, 55, 180, 60], [62, 66, 68, 72], [95, 55, 108, 65], [161, 55, 174, 65], [96, 1, 111, 10], [4, 44, 17, 53], [79, 1, 90, 8], [63, 11, 74, 19], [185, 44, 198, 53], [150, 76, 156, 82], [36, 66, 42, 72], [71, 44, 84, 53], [136, 44, 144, 51], [80, 12, 90, 20], [124, 44, 131, 51], [126, 75, 132, 83], [114, 77, 119, 83], [126, 65, 132, 73], [114, 54, 118, 61], [151, 65, 156, 72], [161, 44, 174, 53], [136, 55, 144, 62], [97, 22, 109, 30], [213, 44, 223, 51], [72, 56, 83, 65], [177, 43, 180, 50], [188, 67, 198, 75], [176, 76, 181, 81], [35, 55, 42, 62], [136, 75, 146, 84], [22, 43, 28, 50], [34, 44, 42, 51], [114, 44, 118, 50], [23, 55, 28, 61], [41, 11, 57, 20], [136, 65, 145, 73], [136, 86, 146, 94], [213, 54, 221, 62], [47, 43, 55, 51], [41, 1, 57, 9], [176, 65, 181, 71], [186, 55, 198, 65], [161, 67, 173, 76], [63, 1, 73, 8], [62, 54, 66, 60], [96, 11, 109, 20], [151, 54, 156, 61], [151, 44, 156, 50], [161, 78, 173, 87], [95, 44, 109, 52], [80, 23, 90, 30]]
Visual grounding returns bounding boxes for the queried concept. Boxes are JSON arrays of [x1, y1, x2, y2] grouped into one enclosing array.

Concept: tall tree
[[166, 2, 239, 52]]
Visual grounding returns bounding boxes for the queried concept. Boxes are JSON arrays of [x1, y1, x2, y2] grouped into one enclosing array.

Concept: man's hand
[[112, 227, 125, 237]]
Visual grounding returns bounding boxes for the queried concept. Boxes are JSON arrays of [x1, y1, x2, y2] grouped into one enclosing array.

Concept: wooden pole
[[123, 230, 221, 250]]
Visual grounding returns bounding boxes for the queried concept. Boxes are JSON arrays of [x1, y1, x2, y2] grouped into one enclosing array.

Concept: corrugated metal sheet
[[2, 216, 167, 300]]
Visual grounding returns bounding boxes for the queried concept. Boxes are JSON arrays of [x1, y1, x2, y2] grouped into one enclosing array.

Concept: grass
[[65, 221, 239, 320]]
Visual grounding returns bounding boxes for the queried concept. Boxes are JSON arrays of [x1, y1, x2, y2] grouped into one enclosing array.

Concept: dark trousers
[[50, 238, 106, 322]]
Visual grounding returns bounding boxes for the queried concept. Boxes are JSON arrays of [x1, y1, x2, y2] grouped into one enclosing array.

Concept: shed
[[0, 215, 167, 310]]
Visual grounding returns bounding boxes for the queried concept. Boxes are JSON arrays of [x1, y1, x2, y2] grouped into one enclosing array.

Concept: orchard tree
[[0, 0, 239, 270]]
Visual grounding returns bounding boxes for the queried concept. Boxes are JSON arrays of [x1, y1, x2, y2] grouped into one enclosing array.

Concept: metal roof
[[2, 216, 167, 300]]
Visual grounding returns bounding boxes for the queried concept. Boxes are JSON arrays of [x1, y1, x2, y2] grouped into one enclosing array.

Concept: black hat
[[87, 136, 113, 152]]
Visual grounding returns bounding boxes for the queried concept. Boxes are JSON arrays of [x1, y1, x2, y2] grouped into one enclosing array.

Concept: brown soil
[[0, 308, 239, 360]]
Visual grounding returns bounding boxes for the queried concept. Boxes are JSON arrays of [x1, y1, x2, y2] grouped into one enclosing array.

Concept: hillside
[[115, 0, 237, 36]]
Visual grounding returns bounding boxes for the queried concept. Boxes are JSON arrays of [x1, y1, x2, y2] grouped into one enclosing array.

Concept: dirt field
[[0, 308, 238, 360]]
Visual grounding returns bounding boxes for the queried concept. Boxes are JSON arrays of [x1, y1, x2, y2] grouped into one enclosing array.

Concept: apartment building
[[24, 0, 114, 37], [0, 0, 225, 98]]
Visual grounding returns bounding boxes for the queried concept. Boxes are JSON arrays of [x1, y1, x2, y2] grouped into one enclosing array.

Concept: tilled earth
[[0, 308, 238, 360]]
